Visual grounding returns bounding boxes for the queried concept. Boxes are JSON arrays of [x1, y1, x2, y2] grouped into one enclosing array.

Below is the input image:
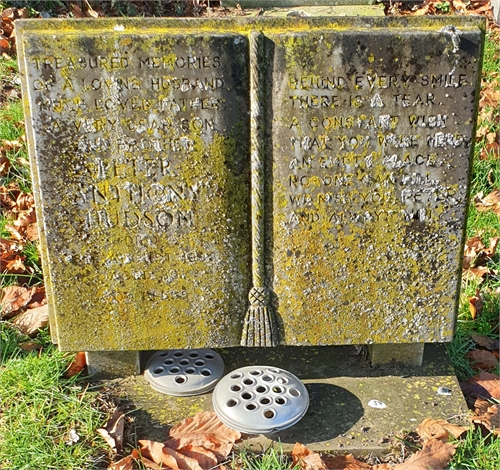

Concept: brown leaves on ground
[[65, 351, 87, 378], [322, 454, 371, 470], [0, 154, 9, 176], [0, 285, 47, 336], [292, 443, 329, 470], [479, 81, 500, 110], [167, 410, 241, 459], [108, 411, 241, 470], [1, 284, 36, 315], [468, 289, 483, 319], [0, 6, 28, 57], [12, 304, 48, 335], [97, 410, 125, 456], [462, 235, 499, 280], [70, 0, 103, 19], [291, 425, 457, 470], [466, 349, 499, 371], [0, 237, 27, 275], [1, 284, 45, 315], [461, 371, 500, 400], [472, 399, 500, 436], [471, 333, 500, 352], [106, 413, 469, 470], [474, 189, 500, 217], [405, 0, 495, 23], [0, 181, 37, 242], [476, 83, 500, 159], [416, 418, 468, 442], [0, 180, 40, 280], [391, 439, 456, 470]]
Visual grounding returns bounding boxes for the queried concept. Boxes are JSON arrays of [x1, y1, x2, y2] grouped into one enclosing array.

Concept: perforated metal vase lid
[[144, 349, 225, 396], [212, 366, 309, 434]]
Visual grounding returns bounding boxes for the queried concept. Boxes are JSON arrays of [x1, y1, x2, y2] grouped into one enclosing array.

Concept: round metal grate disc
[[212, 366, 309, 434], [144, 349, 224, 396]]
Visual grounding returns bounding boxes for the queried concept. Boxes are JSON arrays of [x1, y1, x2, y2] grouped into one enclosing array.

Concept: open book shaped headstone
[[16, 17, 484, 351]]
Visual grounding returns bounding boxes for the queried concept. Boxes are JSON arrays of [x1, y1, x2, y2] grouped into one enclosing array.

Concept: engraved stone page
[[18, 29, 250, 350], [269, 28, 482, 345]]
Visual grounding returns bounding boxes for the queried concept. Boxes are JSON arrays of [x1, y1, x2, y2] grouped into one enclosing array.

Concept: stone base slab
[[86, 351, 141, 379], [109, 344, 469, 455], [368, 343, 425, 366]]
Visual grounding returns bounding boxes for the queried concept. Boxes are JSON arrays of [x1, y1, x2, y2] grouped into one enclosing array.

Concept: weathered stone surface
[[86, 351, 141, 378], [17, 17, 484, 351], [368, 343, 425, 366], [17, 21, 251, 350], [267, 21, 484, 345], [122, 344, 468, 454]]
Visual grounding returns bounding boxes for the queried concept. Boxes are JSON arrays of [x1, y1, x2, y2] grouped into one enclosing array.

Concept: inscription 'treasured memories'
[[19, 27, 251, 350], [17, 18, 484, 350]]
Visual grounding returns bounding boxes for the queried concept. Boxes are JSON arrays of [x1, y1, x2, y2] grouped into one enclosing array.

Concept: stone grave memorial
[[17, 15, 484, 450]]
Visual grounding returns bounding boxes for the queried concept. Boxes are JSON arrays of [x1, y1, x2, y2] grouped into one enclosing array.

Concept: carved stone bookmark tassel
[[241, 31, 277, 347]]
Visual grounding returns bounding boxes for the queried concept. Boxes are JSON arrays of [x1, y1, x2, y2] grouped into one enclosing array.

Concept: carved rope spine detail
[[241, 31, 276, 347]]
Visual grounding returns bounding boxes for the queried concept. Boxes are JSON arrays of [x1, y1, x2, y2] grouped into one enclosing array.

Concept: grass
[[449, 426, 500, 470], [0, 101, 23, 141], [0, 101, 31, 192], [0, 325, 109, 469], [231, 445, 299, 470], [444, 29, 500, 470]]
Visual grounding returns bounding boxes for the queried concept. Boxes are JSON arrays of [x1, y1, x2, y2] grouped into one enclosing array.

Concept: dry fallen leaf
[[292, 442, 328, 470], [462, 266, 491, 281], [0, 154, 10, 176], [0, 285, 34, 316], [466, 350, 499, 371], [1, 137, 24, 152], [107, 455, 134, 470], [452, 0, 469, 12], [415, 418, 468, 442], [123, 411, 240, 470], [25, 222, 39, 241], [474, 189, 500, 216], [0, 184, 19, 210], [471, 333, 500, 351], [12, 304, 49, 336], [167, 410, 241, 460], [462, 372, 500, 400], [322, 453, 371, 470], [65, 351, 87, 378], [16, 192, 34, 211], [0, 37, 9, 53], [14, 206, 37, 230], [163, 446, 204, 470], [412, 4, 431, 16], [485, 237, 499, 257], [18, 340, 41, 352], [463, 236, 485, 270], [479, 85, 500, 109], [171, 445, 218, 469], [138, 440, 183, 469], [4, 253, 26, 273], [474, 397, 492, 415], [472, 403, 500, 436], [469, 289, 483, 319], [392, 438, 455, 470]]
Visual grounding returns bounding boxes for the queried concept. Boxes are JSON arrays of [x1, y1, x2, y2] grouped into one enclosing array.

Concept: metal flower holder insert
[[212, 366, 309, 434], [145, 349, 225, 396]]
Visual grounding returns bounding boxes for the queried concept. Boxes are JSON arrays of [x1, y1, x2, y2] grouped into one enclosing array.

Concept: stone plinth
[[120, 344, 468, 454]]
